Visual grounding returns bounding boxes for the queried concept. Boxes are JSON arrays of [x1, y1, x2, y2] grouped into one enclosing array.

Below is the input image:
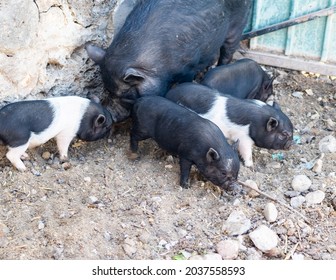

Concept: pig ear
[[94, 114, 106, 128], [87, 93, 101, 104], [123, 68, 145, 85], [85, 44, 106, 64], [206, 148, 220, 162], [272, 101, 281, 111], [266, 117, 279, 132]]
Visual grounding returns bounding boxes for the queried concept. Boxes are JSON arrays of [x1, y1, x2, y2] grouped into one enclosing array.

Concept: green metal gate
[[241, 0, 336, 75]]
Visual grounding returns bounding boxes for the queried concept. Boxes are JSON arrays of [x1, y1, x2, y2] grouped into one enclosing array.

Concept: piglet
[[0, 95, 113, 171], [165, 83, 293, 167], [201, 58, 275, 102], [129, 96, 240, 189]]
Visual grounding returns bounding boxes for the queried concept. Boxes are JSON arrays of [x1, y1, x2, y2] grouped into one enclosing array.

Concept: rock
[[246, 248, 262, 260], [312, 155, 324, 173], [249, 225, 278, 253], [122, 238, 137, 257], [38, 220, 45, 230], [244, 180, 260, 198], [292, 91, 304, 98], [319, 135, 336, 153], [290, 196, 306, 208], [84, 177, 91, 183], [216, 240, 239, 260], [89, 196, 98, 204], [305, 190, 325, 205], [263, 203, 278, 222], [291, 175, 312, 192], [222, 210, 251, 236], [42, 151, 51, 160]]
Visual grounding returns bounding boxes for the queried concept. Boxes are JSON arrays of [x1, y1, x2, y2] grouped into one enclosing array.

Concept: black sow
[[129, 96, 240, 190], [86, 0, 252, 121]]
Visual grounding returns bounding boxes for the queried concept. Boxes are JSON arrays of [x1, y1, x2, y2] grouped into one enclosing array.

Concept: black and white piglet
[[0, 96, 113, 171], [130, 96, 240, 189], [201, 58, 275, 102], [165, 83, 293, 167]]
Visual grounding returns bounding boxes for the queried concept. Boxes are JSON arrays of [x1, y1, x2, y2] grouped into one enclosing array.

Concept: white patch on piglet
[[6, 96, 90, 171], [200, 96, 255, 167]]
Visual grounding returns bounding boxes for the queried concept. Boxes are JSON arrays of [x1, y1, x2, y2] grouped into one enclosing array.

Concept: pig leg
[[129, 129, 149, 160], [237, 137, 254, 167], [6, 144, 29, 171], [55, 132, 74, 162], [179, 158, 193, 188], [218, 30, 242, 65]]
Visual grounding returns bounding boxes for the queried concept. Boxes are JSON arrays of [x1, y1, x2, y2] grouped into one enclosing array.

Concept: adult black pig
[[129, 96, 240, 189], [201, 58, 275, 102], [86, 0, 252, 121], [165, 83, 293, 167], [0, 96, 113, 171]]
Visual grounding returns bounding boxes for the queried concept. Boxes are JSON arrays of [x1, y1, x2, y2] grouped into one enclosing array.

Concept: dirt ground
[[0, 66, 335, 260]]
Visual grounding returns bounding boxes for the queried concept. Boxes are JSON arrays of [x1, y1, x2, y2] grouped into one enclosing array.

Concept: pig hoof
[[20, 153, 30, 160], [127, 151, 139, 160], [181, 183, 191, 189], [16, 165, 27, 172], [59, 156, 69, 163]]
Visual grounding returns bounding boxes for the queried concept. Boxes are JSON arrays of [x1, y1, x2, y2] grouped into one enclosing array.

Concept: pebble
[[38, 220, 45, 230], [89, 196, 98, 204], [319, 135, 336, 153], [42, 151, 51, 160], [122, 238, 137, 257], [312, 155, 324, 173], [292, 91, 304, 98], [246, 248, 262, 260], [290, 196, 306, 208], [61, 162, 71, 170], [189, 253, 222, 260], [305, 89, 314, 96], [222, 210, 251, 235], [291, 175, 312, 192], [216, 239, 239, 260], [249, 225, 278, 253], [305, 190, 325, 205], [263, 203, 278, 222], [284, 190, 301, 198], [244, 180, 260, 198], [84, 177, 91, 183]]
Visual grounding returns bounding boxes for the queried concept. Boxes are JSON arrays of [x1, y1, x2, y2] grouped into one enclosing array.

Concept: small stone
[[284, 190, 301, 198], [305, 89, 314, 96], [312, 156, 324, 173], [84, 177, 91, 183], [216, 239, 239, 260], [263, 203, 278, 222], [290, 196, 306, 208], [246, 248, 262, 260], [249, 225, 278, 253], [222, 210, 251, 236], [42, 151, 51, 160], [292, 91, 304, 98], [319, 135, 336, 153], [305, 190, 325, 205], [104, 231, 111, 241], [122, 238, 137, 257], [244, 180, 260, 198], [38, 220, 45, 230], [291, 175, 312, 192], [89, 196, 98, 204], [61, 162, 71, 170], [165, 164, 173, 169]]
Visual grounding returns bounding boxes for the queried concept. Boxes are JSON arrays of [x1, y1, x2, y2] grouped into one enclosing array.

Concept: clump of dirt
[[0, 68, 335, 260]]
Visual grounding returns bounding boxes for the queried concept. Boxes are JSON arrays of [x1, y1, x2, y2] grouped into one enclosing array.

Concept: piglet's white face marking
[[200, 95, 256, 167]]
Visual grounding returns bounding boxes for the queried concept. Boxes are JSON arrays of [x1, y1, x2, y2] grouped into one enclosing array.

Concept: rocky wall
[[0, 0, 120, 102]]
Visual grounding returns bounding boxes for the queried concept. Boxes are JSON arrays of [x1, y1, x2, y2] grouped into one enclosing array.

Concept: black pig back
[[0, 101, 53, 147]]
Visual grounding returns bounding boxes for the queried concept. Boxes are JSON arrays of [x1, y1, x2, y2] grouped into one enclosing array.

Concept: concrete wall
[[0, 0, 120, 102]]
